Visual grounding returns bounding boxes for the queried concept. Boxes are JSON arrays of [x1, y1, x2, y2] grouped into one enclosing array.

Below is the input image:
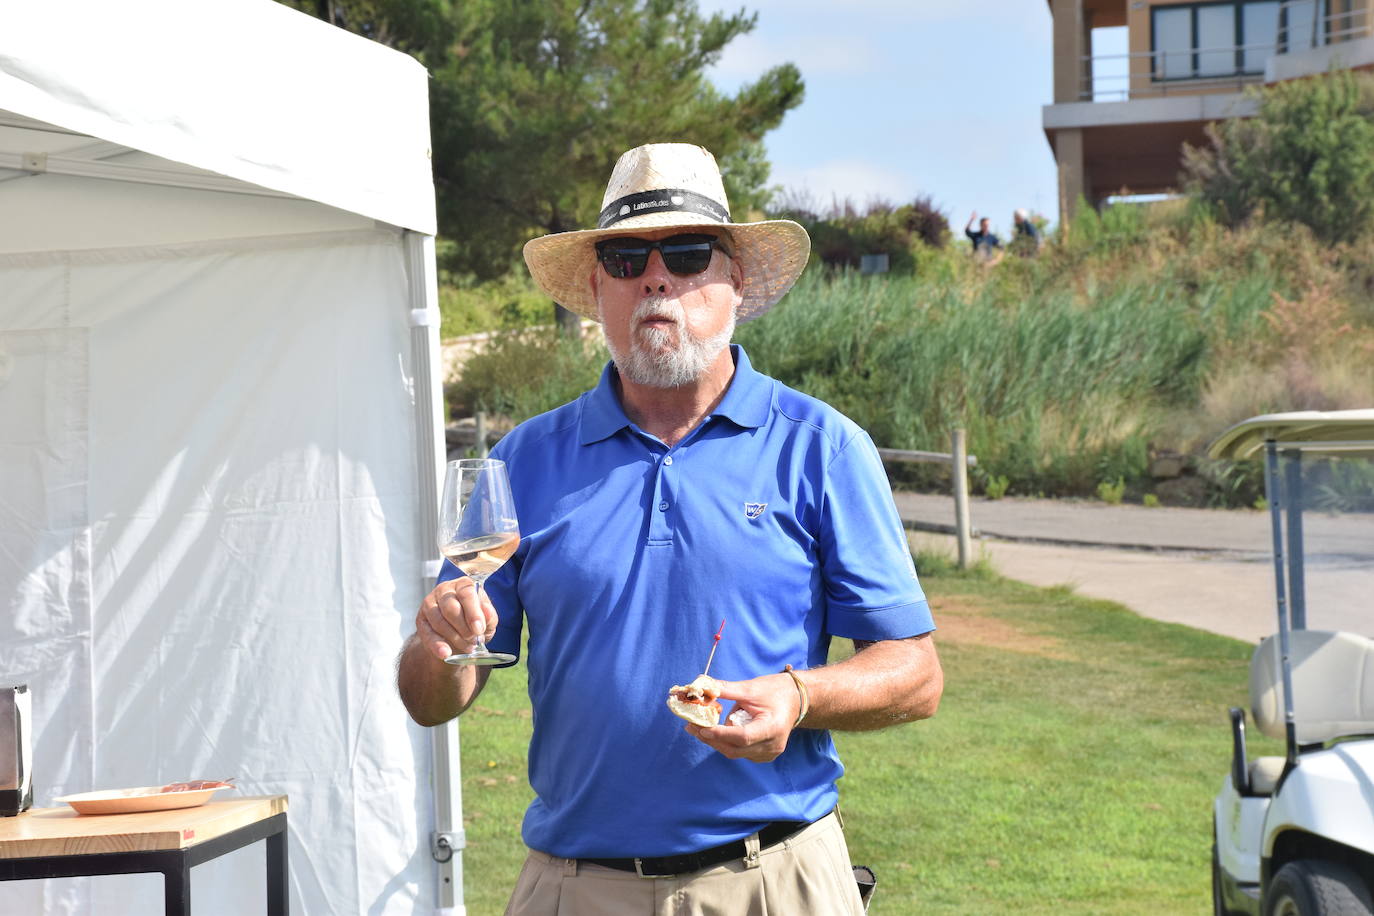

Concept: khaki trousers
[[504, 810, 866, 916]]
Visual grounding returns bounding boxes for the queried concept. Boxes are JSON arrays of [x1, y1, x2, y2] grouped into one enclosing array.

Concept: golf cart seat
[[1246, 755, 1286, 796], [1231, 630, 1374, 797], [1251, 630, 1374, 745]]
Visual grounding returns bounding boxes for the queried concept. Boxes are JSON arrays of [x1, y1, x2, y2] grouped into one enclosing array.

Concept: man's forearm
[[796, 635, 942, 731], [396, 634, 490, 727]]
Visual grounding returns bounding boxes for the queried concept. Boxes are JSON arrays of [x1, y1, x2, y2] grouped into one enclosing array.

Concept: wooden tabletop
[[0, 796, 288, 860]]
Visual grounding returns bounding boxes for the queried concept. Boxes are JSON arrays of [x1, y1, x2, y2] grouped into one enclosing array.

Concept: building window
[[1151, 0, 1327, 81], [1242, 2, 1281, 70]]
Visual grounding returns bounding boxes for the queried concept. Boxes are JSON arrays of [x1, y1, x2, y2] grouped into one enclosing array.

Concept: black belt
[[582, 816, 816, 878]]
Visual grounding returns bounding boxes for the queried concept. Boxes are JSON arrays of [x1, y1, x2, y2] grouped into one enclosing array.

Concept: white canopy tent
[[0, 1, 466, 912]]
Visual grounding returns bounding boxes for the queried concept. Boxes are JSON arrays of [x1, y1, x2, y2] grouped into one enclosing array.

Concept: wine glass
[[438, 458, 520, 666]]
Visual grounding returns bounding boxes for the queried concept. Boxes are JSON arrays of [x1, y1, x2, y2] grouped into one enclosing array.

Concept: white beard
[[602, 295, 736, 389]]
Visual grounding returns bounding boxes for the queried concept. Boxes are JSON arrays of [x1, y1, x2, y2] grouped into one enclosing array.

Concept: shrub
[[1195, 458, 1266, 509], [1060, 195, 1152, 255], [1096, 477, 1126, 505], [902, 195, 952, 249], [983, 474, 1011, 500], [447, 328, 606, 422], [1183, 70, 1374, 243], [438, 267, 552, 338], [768, 194, 951, 273]]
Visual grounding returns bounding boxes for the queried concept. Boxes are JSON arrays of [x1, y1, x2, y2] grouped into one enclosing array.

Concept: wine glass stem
[[469, 579, 490, 655]]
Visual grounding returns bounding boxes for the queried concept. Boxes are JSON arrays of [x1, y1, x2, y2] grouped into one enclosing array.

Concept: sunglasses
[[595, 234, 729, 279]]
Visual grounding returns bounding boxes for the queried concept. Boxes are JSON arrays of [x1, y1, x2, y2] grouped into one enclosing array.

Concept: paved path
[[894, 492, 1374, 644]]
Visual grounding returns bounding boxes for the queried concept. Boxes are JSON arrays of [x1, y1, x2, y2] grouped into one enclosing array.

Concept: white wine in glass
[[439, 458, 520, 666]]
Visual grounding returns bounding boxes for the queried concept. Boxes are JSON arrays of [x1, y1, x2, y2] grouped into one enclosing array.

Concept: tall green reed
[[737, 261, 1277, 495]]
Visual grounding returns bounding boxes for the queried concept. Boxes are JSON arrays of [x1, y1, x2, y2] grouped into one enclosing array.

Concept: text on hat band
[[598, 188, 730, 229]]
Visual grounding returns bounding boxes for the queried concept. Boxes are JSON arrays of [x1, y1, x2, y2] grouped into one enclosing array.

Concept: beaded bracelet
[[782, 664, 810, 728]]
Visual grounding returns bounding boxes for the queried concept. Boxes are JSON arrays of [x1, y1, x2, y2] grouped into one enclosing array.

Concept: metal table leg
[[162, 858, 192, 916], [267, 824, 288, 915]]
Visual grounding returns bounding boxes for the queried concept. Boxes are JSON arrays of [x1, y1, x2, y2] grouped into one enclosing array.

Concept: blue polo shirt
[[439, 345, 933, 858]]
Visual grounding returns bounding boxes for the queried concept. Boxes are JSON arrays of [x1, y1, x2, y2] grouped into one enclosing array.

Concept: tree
[[767, 194, 951, 273], [1183, 70, 1374, 244], [279, 0, 804, 332], [276, 0, 456, 60]]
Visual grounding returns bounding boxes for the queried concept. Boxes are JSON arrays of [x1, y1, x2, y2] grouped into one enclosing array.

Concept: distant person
[[964, 211, 1001, 260], [1011, 208, 1042, 255]]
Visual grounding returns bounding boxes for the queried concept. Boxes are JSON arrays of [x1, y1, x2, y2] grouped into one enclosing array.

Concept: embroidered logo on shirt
[[744, 502, 767, 519]]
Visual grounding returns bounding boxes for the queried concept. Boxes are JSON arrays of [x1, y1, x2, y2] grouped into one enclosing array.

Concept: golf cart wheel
[[1265, 860, 1374, 916]]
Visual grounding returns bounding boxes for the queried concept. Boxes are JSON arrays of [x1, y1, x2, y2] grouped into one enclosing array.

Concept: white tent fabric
[[1, 3, 448, 913], [1, 233, 434, 914], [0, 0, 436, 235]]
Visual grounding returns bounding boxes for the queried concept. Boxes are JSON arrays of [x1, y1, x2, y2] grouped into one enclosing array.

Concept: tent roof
[[1208, 409, 1374, 460], [1, 0, 436, 234]]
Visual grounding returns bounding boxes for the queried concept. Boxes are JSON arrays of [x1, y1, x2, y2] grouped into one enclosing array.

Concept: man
[[398, 143, 942, 915], [964, 211, 1001, 258], [1012, 208, 1042, 255]]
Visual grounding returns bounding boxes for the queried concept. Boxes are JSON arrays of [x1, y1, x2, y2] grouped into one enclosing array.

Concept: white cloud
[[770, 159, 920, 208], [710, 31, 882, 84]]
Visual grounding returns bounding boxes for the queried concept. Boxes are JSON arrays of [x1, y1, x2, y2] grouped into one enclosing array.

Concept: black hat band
[[597, 188, 730, 229]]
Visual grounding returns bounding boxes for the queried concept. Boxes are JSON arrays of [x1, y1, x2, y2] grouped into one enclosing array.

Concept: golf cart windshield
[[1207, 409, 1374, 637]]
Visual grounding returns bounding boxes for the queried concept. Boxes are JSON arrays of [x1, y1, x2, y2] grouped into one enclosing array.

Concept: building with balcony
[[1045, 0, 1374, 220]]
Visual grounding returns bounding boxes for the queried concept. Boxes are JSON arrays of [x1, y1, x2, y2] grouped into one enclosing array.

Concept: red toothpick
[[702, 619, 726, 676]]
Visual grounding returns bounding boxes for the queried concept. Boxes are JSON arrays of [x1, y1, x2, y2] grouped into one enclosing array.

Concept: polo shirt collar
[[579, 361, 632, 445], [711, 345, 772, 430], [577, 344, 773, 445]]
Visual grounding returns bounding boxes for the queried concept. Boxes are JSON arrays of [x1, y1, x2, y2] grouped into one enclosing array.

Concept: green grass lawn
[[454, 561, 1275, 914]]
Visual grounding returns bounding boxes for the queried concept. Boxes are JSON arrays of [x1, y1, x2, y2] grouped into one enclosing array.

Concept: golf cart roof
[[1208, 409, 1374, 460]]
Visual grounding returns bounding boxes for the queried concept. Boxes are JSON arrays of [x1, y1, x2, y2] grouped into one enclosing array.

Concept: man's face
[[590, 227, 743, 389], [980, 218, 991, 232]]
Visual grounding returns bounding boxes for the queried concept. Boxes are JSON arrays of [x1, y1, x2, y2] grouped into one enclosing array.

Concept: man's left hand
[[684, 673, 801, 763]]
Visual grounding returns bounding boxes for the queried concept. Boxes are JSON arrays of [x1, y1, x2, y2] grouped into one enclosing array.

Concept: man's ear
[[729, 256, 744, 293]]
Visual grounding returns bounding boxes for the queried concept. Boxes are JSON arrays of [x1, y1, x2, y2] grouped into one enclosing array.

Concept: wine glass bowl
[[439, 458, 520, 666]]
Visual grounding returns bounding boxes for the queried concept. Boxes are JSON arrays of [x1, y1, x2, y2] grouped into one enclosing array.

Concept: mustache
[[633, 296, 683, 324]]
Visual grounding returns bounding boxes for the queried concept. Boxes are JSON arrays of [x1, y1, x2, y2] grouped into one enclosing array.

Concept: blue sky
[[696, 0, 1073, 237]]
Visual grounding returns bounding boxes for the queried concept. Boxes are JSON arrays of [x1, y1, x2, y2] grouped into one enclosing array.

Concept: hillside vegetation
[[447, 201, 1374, 507]]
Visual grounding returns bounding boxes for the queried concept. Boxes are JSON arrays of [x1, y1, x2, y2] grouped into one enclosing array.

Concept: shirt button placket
[[658, 455, 672, 512], [648, 449, 673, 541]]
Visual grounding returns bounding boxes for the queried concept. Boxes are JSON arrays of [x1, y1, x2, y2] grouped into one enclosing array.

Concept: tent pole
[[404, 231, 466, 914], [0, 150, 298, 199]]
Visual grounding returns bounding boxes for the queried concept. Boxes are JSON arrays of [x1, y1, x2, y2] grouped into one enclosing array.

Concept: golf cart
[[1209, 410, 1374, 915]]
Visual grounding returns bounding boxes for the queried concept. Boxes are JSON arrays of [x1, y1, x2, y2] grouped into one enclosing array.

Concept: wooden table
[[0, 795, 288, 915]]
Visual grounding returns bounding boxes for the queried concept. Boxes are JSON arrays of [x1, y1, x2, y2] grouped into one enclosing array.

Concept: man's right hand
[[399, 579, 499, 725], [415, 577, 499, 662]]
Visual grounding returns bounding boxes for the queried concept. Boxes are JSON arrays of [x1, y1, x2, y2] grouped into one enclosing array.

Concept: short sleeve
[[817, 430, 935, 641]]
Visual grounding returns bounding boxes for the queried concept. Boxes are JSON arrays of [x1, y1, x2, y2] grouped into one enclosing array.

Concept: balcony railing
[[1077, 4, 1371, 102]]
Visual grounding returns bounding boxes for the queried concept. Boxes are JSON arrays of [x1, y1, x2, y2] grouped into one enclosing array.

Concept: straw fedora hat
[[522, 143, 811, 322]]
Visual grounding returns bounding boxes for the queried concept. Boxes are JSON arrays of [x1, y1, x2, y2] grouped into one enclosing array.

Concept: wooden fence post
[[951, 428, 972, 569], [475, 411, 489, 459]]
